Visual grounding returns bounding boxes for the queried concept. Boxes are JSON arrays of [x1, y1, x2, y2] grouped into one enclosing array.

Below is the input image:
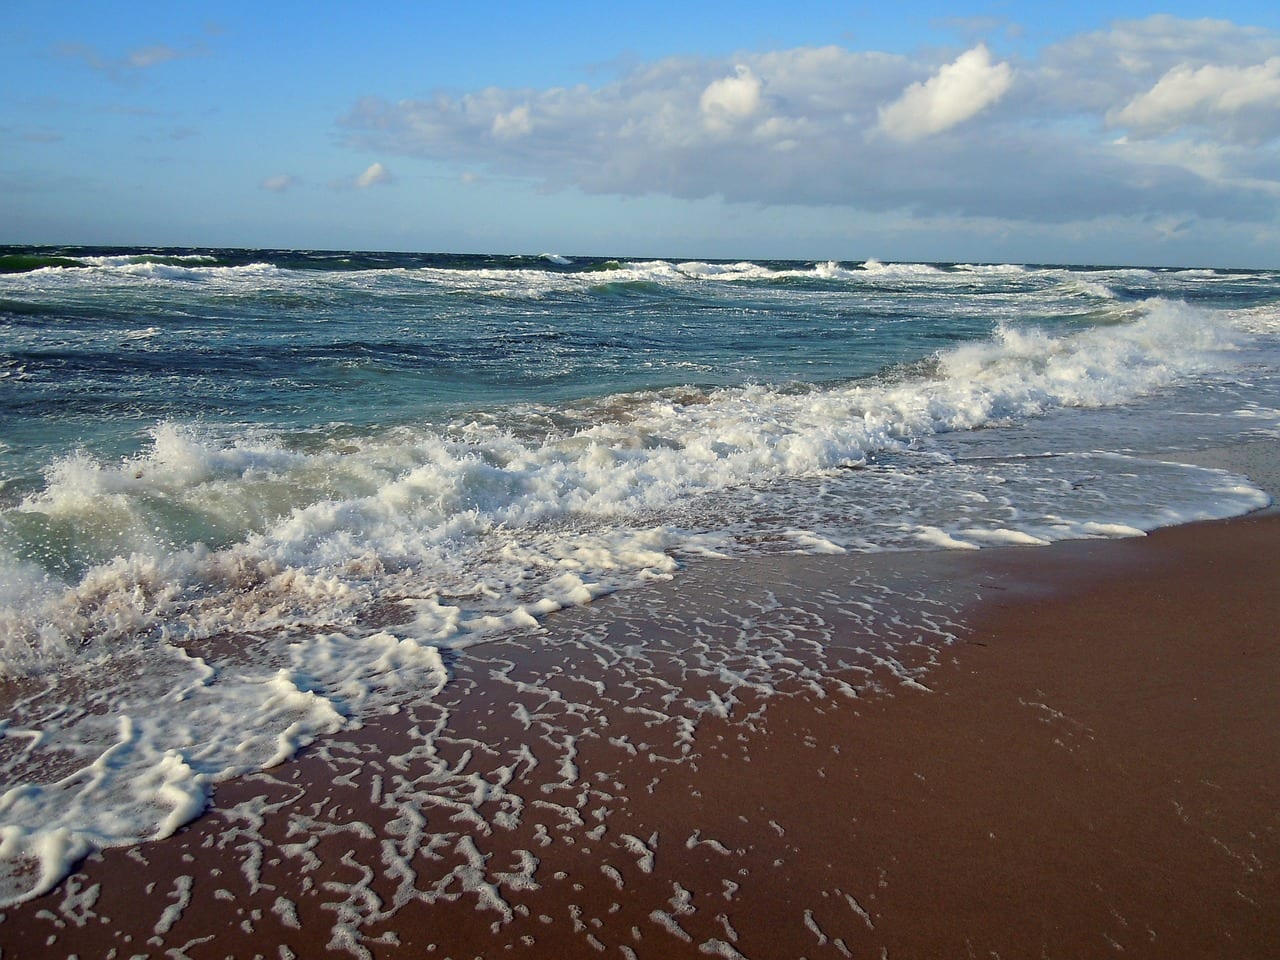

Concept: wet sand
[[2, 505, 1277, 957]]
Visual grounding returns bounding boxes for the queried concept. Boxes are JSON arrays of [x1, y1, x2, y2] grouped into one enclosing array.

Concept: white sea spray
[[0, 253, 1275, 909]]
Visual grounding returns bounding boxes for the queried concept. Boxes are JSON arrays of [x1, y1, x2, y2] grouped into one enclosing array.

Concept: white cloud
[[341, 17, 1280, 230], [260, 174, 298, 192], [700, 65, 762, 132], [1112, 57, 1280, 142], [1037, 16, 1280, 113], [877, 45, 1013, 141], [492, 105, 533, 139], [356, 162, 393, 188]]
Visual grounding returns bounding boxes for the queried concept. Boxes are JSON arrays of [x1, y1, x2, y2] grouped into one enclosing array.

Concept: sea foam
[[0, 256, 1274, 908], [0, 295, 1258, 670]]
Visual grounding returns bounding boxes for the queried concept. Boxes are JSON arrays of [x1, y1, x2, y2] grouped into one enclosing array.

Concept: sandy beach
[[1, 445, 1277, 959], [7, 3, 1280, 953]]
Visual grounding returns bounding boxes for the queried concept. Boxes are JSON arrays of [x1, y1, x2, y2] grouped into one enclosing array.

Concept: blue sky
[[3, 2, 1279, 266]]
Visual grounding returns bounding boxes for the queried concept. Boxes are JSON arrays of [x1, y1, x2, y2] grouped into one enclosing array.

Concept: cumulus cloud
[[355, 162, 394, 188], [877, 45, 1013, 140], [700, 65, 763, 132], [1036, 15, 1280, 113], [491, 105, 532, 139], [1111, 57, 1280, 142], [341, 16, 1280, 228]]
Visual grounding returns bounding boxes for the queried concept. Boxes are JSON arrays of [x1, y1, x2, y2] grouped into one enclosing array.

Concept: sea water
[[0, 247, 1277, 906]]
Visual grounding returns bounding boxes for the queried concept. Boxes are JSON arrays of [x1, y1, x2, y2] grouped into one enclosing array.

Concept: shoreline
[[1, 452, 1277, 958]]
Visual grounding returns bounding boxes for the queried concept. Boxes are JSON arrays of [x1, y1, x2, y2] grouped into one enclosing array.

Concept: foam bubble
[[0, 276, 1271, 907], [0, 620, 447, 907], [0, 295, 1257, 675]]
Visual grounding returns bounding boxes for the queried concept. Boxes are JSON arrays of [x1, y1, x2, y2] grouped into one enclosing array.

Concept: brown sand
[[1, 512, 1277, 959]]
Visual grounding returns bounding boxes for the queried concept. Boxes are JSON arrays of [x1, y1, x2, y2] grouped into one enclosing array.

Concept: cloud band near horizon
[[341, 15, 1280, 228]]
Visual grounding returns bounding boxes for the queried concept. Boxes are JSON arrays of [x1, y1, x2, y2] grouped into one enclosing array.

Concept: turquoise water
[[10, 249, 1268, 475], [3, 245, 1278, 639], [0, 252, 1008, 473], [0, 245, 1277, 906], [3, 246, 1278, 617]]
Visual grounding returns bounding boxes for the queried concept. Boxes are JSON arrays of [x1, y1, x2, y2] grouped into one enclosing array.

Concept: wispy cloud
[[57, 40, 208, 79], [260, 174, 299, 193], [126, 45, 186, 69], [342, 16, 1280, 229]]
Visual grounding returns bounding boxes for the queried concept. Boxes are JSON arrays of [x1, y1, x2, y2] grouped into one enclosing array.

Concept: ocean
[[1, 246, 1277, 908]]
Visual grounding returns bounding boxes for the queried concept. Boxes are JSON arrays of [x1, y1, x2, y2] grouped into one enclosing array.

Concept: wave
[[1050, 276, 1119, 299], [858, 258, 945, 278], [0, 295, 1254, 669], [6, 248, 1269, 297], [0, 251, 225, 274], [78, 253, 221, 267], [0, 290, 1271, 907], [398, 257, 1040, 299], [953, 262, 1029, 275], [2, 250, 1172, 328], [0, 254, 86, 274], [2, 259, 282, 286], [84, 260, 281, 283]]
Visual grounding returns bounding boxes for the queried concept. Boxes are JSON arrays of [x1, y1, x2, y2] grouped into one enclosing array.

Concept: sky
[[3, 2, 1279, 267]]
